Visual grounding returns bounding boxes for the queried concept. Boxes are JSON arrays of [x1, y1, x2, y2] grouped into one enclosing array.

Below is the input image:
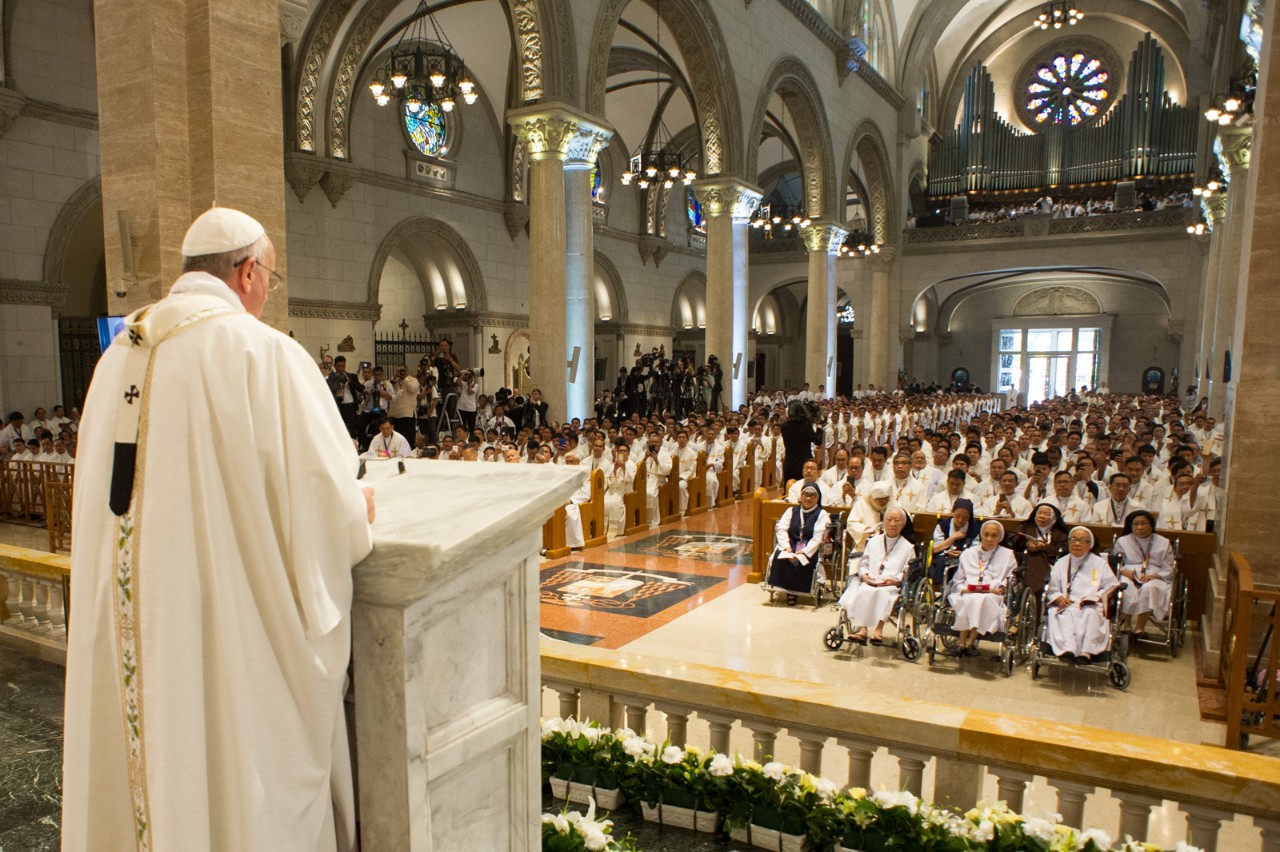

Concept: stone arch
[[1013, 286, 1102, 317], [593, 250, 628, 323], [745, 57, 837, 220], [906, 160, 926, 217], [43, 175, 101, 287], [294, 0, 576, 158], [844, 121, 895, 245], [896, 0, 967, 116], [39, 175, 103, 314], [586, 0, 743, 176], [367, 216, 488, 313], [753, 279, 804, 339], [672, 270, 706, 330]]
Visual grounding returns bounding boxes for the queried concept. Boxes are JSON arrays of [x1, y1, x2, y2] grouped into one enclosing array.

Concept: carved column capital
[[867, 246, 899, 269], [278, 0, 308, 45], [0, 86, 26, 138], [800, 221, 848, 254], [1219, 123, 1252, 175], [507, 102, 613, 164], [1205, 194, 1228, 223], [691, 177, 762, 222]]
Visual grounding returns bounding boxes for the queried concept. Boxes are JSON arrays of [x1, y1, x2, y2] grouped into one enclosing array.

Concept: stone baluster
[[838, 737, 876, 791], [31, 579, 51, 633], [17, 577, 36, 624], [748, 722, 779, 763], [554, 686, 580, 720], [789, 728, 828, 776], [47, 581, 65, 639], [620, 701, 648, 735], [1116, 792, 1162, 842], [1049, 780, 1094, 828], [992, 768, 1033, 813], [1256, 816, 1280, 852], [1179, 804, 1231, 852], [889, 748, 929, 797], [703, 713, 735, 756], [655, 704, 690, 748], [2, 571, 23, 625]]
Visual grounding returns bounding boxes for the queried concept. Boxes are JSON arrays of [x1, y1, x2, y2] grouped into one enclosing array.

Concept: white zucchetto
[[181, 207, 267, 256]]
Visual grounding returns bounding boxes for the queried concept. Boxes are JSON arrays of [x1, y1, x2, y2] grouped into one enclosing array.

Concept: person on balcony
[[1046, 527, 1120, 663], [1112, 510, 1176, 637], [839, 506, 916, 644]]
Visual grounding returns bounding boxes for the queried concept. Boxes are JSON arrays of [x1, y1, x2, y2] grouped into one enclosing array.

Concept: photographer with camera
[[456, 369, 478, 432], [706, 355, 724, 413], [388, 364, 420, 445], [415, 370, 439, 442], [362, 365, 394, 441], [433, 338, 462, 422], [327, 356, 364, 438], [781, 400, 825, 483]]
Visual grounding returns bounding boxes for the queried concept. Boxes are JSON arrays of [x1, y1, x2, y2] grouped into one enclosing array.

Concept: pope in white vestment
[[62, 209, 374, 852]]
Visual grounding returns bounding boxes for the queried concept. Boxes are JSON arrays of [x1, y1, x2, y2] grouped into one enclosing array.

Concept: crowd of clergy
[[0, 406, 79, 465]]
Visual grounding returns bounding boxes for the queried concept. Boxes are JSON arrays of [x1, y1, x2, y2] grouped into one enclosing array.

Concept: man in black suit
[[327, 355, 364, 438], [521, 388, 551, 430]]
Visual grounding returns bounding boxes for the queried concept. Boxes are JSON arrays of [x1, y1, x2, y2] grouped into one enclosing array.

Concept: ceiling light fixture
[[368, 0, 477, 113]]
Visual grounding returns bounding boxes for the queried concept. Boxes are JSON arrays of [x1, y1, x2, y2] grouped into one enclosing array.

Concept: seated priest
[[562, 455, 592, 549], [767, 482, 831, 605], [838, 506, 916, 644], [786, 459, 832, 503], [1045, 527, 1120, 663]]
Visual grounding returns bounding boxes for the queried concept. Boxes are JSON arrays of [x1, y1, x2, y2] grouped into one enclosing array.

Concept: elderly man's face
[[803, 461, 820, 481]]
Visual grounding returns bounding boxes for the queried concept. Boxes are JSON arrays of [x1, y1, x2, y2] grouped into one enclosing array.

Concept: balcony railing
[[542, 638, 1280, 851], [904, 208, 1195, 244]]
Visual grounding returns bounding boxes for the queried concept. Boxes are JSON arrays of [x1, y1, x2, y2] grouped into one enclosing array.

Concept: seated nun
[[930, 498, 980, 587], [1006, 502, 1069, 596], [1045, 526, 1120, 663], [838, 506, 916, 645], [948, 520, 1016, 656], [1112, 509, 1176, 637], [846, 480, 891, 552], [767, 482, 831, 605]]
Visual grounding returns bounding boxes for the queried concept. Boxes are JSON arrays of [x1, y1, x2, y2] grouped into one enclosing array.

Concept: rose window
[[1025, 52, 1110, 126]]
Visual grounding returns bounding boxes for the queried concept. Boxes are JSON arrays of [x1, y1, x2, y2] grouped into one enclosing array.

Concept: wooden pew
[[714, 445, 735, 508], [760, 442, 778, 491], [657, 459, 682, 526], [747, 496, 1219, 622], [621, 459, 649, 537], [541, 468, 607, 557], [685, 451, 709, 516], [739, 442, 756, 497], [582, 468, 607, 548]]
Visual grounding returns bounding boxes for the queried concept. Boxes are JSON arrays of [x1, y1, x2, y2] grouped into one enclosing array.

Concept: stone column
[[867, 248, 898, 391], [564, 130, 612, 422], [1220, 7, 1280, 585], [1207, 126, 1252, 418], [94, 0, 289, 329], [693, 179, 762, 410], [801, 223, 848, 398], [508, 105, 612, 425], [1192, 195, 1227, 393]]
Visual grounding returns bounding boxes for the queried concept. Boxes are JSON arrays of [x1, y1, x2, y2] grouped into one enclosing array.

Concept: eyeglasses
[[235, 255, 285, 292]]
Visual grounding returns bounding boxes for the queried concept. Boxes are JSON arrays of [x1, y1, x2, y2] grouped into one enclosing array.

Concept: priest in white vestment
[[62, 209, 374, 852]]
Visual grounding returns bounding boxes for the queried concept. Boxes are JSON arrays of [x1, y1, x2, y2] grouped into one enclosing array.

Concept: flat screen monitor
[[96, 316, 127, 353]]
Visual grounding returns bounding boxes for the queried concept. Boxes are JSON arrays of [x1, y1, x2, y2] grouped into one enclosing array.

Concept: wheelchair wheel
[[901, 635, 922, 662], [1015, 591, 1037, 664], [823, 626, 845, 651], [1170, 625, 1181, 658], [1108, 661, 1131, 690], [926, 637, 936, 665], [1001, 648, 1015, 678], [1173, 574, 1189, 647], [1031, 657, 1041, 680]]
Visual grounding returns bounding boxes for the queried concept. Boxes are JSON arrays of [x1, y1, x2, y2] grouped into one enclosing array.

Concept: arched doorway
[[46, 178, 105, 410]]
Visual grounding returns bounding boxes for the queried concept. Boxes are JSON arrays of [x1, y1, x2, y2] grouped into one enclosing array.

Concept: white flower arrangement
[[537, 718, 1206, 852]]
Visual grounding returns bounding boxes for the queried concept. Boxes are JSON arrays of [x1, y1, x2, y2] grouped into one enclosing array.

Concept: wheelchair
[[1115, 541, 1190, 658], [919, 550, 1037, 677], [1029, 575, 1131, 690], [761, 511, 844, 609], [822, 542, 927, 661]]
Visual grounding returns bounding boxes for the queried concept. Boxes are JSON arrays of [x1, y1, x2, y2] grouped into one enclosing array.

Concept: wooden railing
[[1223, 553, 1280, 750], [903, 208, 1194, 244], [749, 493, 1217, 618], [541, 639, 1280, 851], [0, 544, 71, 663]]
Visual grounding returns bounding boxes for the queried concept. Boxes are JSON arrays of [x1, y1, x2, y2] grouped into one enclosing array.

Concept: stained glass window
[[687, 190, 706, 232], [404, 101, 448, 157], [591, 162, 603, 202], [1025, 52, 1110, 126]]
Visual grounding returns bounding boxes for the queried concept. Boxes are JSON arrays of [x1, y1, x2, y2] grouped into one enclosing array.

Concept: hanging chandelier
[[368, 0, 476, 115], [619, 0, 698, 190], [749, 201, 810, 235], [1033, 0, 1083, 30], [836, 231, 881, 258]]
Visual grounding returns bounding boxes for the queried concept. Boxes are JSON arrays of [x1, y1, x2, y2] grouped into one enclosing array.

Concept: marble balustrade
[[541, 639, 1280, 852], [0, 544, 71, 664]]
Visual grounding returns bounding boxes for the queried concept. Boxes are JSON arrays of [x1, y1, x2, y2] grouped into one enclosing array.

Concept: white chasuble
[[62, 273, 373, 852]]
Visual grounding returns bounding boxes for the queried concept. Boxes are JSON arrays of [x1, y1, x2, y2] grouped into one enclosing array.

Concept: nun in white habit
[[1111, 509, 1176, 636], [838, 506, 916, 644], [948, 519, 1016, 654], [1045, 526, 1120, 661]]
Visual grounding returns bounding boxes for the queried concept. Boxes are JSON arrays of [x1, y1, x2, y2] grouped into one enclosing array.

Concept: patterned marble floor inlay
[[540, 564, 724, 619], [609, 531, 753, 564], [539, 628, 605, 646]]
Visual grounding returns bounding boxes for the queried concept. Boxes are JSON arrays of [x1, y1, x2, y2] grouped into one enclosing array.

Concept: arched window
[[591, 162, 604, 202], [1024, 52, 1111, 127], [687, 190, 706, 232], [403, 101, 449, 157]]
